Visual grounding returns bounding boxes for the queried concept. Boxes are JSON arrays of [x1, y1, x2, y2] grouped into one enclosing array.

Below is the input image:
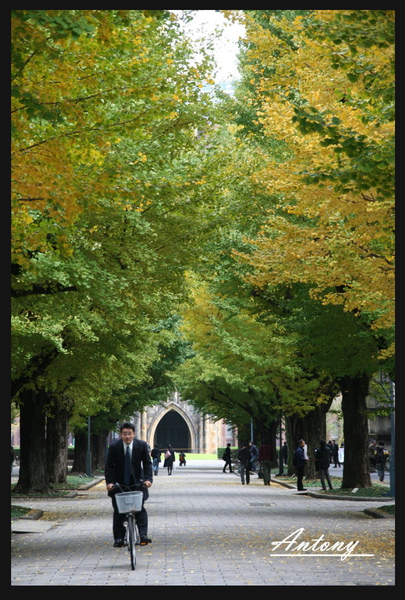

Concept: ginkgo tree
[[175, 261, 339, 462], [236, 9, 394, 335], [225, 9, 395, 487], [11, 9, 235, 492]]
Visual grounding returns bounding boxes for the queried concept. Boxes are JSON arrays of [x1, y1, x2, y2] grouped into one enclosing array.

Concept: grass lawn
[[11, 474, 98, 497], [11, 505, 33, 518], [182, 453, 218, 460], [377, 504, 395, 515], [272, 472, 393, 498]]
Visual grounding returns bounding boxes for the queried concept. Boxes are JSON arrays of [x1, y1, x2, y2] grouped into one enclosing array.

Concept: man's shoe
[[140, 535, 152, 546], [113, 538, 124, 547]]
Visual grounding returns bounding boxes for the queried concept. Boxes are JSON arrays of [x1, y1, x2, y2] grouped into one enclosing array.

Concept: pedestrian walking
[[222, 443, 233, 473], [11, 445, 15, 474], [151, 444, 161, 476], [259, 443, 273, 485], [179, 451, 186, 466], [249, 441, 259, 472], [326, 440, 333, 464], [282, 441, 288, 465], [104, 422, 153, 547], [163, 445, 175, 475], [293, 439, 308, 491], [375, 441, 388, 482], [331, 440, 341, 467], [314, 440, 333, 490], [237, 442, 251, 485], [369, 439, 377, 472]]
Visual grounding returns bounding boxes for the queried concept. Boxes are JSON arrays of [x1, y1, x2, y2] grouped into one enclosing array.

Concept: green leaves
[[11, 10, 228, 414]]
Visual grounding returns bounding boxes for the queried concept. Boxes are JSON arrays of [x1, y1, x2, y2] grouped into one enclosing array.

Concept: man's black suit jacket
[[105, 438, 153, 499]]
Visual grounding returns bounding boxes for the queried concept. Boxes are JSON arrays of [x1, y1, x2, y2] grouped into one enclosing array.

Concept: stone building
[[126, 392, 236, 454], [11, 392, 236, 455]]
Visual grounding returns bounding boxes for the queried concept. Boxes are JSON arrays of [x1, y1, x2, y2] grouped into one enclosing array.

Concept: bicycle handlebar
[[114, 481, 145, 493]]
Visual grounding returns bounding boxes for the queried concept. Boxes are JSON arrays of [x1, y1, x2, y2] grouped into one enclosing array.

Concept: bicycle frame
[[114, 483, 143, 570]]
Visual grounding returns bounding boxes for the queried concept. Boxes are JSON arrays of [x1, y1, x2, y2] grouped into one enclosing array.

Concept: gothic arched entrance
[[154, 409, 190, 450]]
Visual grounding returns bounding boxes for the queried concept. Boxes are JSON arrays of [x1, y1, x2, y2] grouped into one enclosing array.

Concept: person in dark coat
[[326, 440, 333, 464], [163, 445, 175, 475], [315, 440, 333, 490], [282, 442, 288, 465], [295, 439, 308, 491], [375, 441, 388, 482], [151, 444, 161, 476], [249, 441, 259, 472], [105, 422, 153, 548], [368, 439, 377, 472], [238, 442, 251, 485], [331, 440, 341, 467], [259, 443, 273, 485], [223, 443, 233, 473]]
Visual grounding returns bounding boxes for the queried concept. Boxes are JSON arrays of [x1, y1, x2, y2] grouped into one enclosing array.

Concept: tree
[[226, 9, 395, 487], [175, 269, 336, 459], [11, 10, 232, 492], [236, 9, 394, 335]]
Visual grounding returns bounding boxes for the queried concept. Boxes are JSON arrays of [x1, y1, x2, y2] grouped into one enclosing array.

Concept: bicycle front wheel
[[127, 513, 136, 570]]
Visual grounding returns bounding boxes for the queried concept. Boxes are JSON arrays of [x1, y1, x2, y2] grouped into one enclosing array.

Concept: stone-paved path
[[11, 461, 395, 586]]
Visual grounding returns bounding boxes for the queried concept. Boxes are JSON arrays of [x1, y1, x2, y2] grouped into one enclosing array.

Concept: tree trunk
[[257, 419, 279, 467], [339, 373, 372, 488], [47, 399, 72, 484], [13, 388, 49, 494], [304, 401, 332, 478], [71, 430, 87, 473], [285, 397, 333, 478], [285, 414, 307, 476], [91, 431, 108, 471]]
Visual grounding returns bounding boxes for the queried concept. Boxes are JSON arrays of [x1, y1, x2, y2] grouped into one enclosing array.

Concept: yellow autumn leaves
[[236, 10, 395, 341]]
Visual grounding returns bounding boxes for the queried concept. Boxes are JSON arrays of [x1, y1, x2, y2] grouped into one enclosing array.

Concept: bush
[[217, 447, 238, 460]]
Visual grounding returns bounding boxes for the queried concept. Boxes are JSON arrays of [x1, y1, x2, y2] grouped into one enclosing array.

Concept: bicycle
[[114, 483, 144, 570]]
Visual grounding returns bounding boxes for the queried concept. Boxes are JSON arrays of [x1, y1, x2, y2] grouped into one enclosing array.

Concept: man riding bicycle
[[105, 422, 153, 547]]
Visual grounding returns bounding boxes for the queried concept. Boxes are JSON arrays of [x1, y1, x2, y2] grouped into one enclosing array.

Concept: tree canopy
[[11, 9, 231, 423], [234, 10, 394, 342], [11, 10, 395, 491]]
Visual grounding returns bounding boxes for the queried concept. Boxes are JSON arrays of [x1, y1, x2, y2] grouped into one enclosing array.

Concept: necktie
[[124, 445, 131, 485]]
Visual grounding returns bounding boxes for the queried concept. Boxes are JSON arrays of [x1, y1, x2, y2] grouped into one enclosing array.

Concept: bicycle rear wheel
[[127, 513, 136, 570]]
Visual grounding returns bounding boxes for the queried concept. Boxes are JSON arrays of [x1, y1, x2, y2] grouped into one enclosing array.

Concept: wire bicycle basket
[[115, 491, 143, 514]]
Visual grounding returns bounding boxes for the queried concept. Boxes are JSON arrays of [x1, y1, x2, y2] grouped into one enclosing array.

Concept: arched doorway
[[154, 410, 190, 450]]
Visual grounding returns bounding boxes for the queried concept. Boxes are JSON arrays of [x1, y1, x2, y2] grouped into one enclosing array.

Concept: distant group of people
[[232, 437, 340, 490], [292, 438, 338, 492], [292, 436, 389, 491], [230, 436, 345, 490], [150, 444, 186, 476], [368, 439, 388, 481], [327, 440, 342, 468], [231, 441, 273, 486]]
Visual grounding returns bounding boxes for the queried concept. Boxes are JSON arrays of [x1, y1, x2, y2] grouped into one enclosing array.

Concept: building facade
[[113, 392, 236, 454]]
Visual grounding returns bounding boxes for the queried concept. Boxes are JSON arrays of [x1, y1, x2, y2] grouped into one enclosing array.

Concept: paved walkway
[[11, 461, 395, 586]]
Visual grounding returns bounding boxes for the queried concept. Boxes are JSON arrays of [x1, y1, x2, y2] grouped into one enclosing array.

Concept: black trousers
[[240, 462, 250, 484], [111, 493, 148, 539], [223, 459, 232, 472], [296, 465, 305, 490]]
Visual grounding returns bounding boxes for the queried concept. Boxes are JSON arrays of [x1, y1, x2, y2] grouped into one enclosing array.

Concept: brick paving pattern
[[11, 461, 395, 586]]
